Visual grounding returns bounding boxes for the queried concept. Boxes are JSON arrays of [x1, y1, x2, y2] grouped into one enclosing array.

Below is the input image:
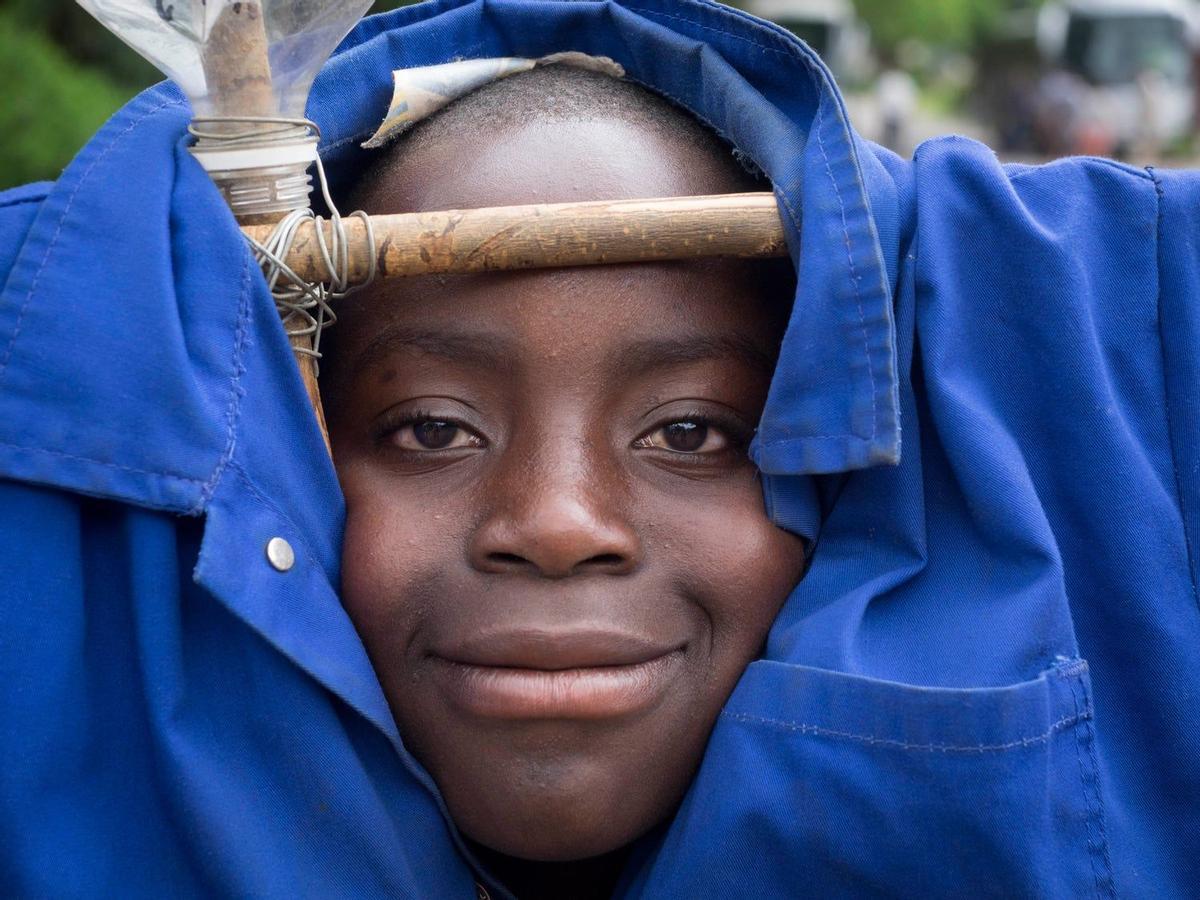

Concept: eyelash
[[373, 408, 751, 458], [633, 411, 751, 457], [374, 408, 486, 451]]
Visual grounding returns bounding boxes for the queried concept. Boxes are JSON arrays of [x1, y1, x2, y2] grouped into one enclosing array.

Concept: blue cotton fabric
[[1, 0, 1197, 896]]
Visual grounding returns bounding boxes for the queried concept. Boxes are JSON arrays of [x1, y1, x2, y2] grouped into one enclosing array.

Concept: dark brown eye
[[390, 418, 484, 452], [664, 421, 707, 452], [635, 419, 728, 454], [413, 420, 459, 449]]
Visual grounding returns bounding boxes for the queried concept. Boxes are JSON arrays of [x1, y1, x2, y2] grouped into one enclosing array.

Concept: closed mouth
[[430, 649, 686, 720]]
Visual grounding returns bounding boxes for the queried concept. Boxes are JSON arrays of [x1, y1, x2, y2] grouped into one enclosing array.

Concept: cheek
[[337, 463, 475, 637], [649, 479, 805, 660]]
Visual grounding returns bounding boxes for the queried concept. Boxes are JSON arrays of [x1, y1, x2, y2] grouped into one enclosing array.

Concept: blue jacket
[[1, 0, 1197, 896]]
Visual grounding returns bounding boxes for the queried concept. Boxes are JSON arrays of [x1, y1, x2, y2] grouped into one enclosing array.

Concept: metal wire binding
[[189, 115, 316, 147], [192, 117, 378, 372]]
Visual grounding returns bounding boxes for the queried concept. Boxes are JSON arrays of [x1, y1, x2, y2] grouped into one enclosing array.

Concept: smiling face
[[322, 81, 806, 864]]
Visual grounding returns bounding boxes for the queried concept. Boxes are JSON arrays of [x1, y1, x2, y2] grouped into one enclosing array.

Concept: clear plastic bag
[[75, 0, 373, 118]]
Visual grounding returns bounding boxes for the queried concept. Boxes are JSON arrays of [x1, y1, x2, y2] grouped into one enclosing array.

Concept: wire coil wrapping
[[190, 117, 378, 371]]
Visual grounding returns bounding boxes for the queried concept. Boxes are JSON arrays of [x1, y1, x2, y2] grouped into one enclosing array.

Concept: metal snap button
[[266, 537, 295, 573]]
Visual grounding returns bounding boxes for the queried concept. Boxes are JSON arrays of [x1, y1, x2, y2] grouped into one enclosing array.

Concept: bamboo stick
[[201, 2, 277, 128], [203, 1, 331, 451], [241, 192, 789, 284]]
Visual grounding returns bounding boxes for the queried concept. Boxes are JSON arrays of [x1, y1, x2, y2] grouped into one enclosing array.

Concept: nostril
[[483, 550, 629, 575], [487, 552, 531, 568], [584, 553, 626, 568]]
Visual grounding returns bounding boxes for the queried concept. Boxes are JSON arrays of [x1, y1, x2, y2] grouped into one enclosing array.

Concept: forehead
[[360, 114, 751, 212], [334, 261, 779, 381], [326, 111, 788, 388]]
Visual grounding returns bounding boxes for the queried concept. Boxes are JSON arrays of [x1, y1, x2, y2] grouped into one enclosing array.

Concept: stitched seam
[[1067, 677, 1105, 896], [628, 0, 883, 448], [193, 246, 253, 515], [231, 463, 327, 574], [648, 0, 892, 448], [626, 5, 795, 57], [1068, 675, 1116, 898], [814, 106, 877, 440], [720, 710, 1087, 753], [0, 195, 48, 211], [0, 439, 204, 484], [0, 98, 186, 387], [1083, 705, 1117, 896], [629, 0, 883, 446], [1146, 167, 1200, 616]]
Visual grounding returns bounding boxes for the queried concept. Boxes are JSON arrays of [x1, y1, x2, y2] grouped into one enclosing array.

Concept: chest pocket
[[624, 658, 1114, 899]]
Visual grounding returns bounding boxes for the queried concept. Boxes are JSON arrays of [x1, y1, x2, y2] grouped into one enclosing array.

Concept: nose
[[469, 452, 641, 579]]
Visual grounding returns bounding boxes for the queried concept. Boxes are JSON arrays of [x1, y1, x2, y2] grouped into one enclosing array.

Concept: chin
[[439, 748, 685, 863], [457, 799, 661, 863], [470, 828, 632, 864]]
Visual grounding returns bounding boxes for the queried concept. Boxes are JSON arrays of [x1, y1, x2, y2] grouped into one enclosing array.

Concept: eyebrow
[[613, 335, 778, 378], [348, 324, 777, 382], [350, 323, 515, 378]]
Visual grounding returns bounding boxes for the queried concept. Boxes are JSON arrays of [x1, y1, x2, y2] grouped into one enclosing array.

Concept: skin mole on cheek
[[321, 64, 806, 900]]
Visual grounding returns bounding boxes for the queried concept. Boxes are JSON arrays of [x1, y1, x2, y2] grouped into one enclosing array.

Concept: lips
[[429, 630, 686, 720]]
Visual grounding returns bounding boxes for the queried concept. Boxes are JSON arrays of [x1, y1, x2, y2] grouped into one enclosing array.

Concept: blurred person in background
[[876, 66, 918, 154]]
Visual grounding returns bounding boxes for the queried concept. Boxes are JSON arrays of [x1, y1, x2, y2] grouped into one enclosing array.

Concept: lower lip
[[432, 652, 685, 720]]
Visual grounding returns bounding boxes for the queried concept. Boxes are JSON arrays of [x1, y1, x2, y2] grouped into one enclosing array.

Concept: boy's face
[[324, 115, 806, 862]]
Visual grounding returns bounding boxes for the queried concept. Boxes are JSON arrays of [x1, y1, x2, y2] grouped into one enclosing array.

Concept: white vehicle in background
[[742, 0, 872, 83], [1035, 0, 1196, 154]]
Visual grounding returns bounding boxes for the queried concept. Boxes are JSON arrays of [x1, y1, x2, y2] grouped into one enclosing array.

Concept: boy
[[323, 65, 806, 898], [0, 0, 1197, 897]]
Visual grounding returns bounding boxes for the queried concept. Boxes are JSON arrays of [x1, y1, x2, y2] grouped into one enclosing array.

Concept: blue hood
[[1, 0, 1198, 896], [0, 0, 903, 533]]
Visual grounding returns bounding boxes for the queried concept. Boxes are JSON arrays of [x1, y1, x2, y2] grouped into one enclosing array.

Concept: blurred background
[[4, 0, 1199, 189]]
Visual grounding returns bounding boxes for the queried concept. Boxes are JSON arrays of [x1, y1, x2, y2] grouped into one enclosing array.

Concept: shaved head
[[346, 64, 765, 212]]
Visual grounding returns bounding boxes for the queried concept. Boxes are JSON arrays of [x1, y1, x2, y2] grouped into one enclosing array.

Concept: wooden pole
[[202, 1, 331, 452], [241, 192, 789, 284], [201, 2, 277, 127]]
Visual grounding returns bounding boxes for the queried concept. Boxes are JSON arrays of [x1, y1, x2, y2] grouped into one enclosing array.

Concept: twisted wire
[[189, 116, 315, 149], [194, 117, 378, 371]]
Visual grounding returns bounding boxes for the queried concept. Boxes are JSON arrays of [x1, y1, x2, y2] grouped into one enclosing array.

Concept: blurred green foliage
[[2, 0, 1032, 190], [856, 0, 1018, 58], [0, 9, 130, 187], [0, 0, 420, 190]]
